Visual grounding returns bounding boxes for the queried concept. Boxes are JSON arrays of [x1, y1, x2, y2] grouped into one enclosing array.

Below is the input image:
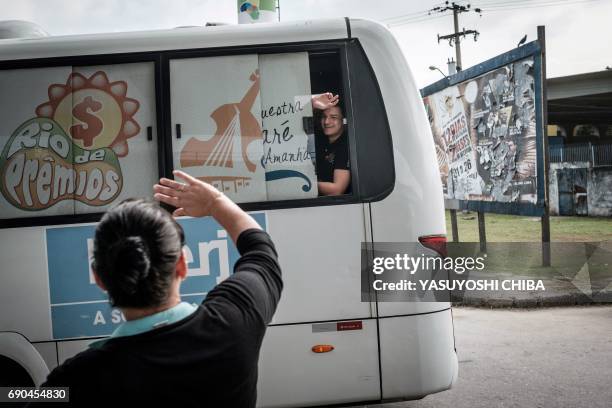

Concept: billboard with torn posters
[[422, 42, 545, 215]]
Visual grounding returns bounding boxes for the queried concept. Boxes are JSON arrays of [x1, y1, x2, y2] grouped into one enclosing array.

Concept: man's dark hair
[[92, 199, 185, 308]]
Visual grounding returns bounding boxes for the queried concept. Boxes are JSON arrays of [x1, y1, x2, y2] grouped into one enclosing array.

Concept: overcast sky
[[2, 0, 611, 87]]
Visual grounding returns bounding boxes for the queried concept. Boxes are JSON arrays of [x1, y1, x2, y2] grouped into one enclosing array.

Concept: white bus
[[0, 18, 457, 407]]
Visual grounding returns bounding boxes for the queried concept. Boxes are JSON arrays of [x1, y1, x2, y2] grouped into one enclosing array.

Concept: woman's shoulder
[[43, 347, 111, 386]]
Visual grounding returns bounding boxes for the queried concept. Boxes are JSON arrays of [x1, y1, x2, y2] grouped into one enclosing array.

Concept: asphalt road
[[360, 305, 612, 408]]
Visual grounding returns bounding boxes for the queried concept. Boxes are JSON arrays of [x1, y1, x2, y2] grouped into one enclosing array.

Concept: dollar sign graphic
[[71, 96, 103, 147]]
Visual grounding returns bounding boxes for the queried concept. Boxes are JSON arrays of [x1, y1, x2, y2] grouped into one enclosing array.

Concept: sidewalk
[[451, 269, 612, 308]]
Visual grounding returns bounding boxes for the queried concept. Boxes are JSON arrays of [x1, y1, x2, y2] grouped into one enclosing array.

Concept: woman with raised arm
[[39, 170, 282, 407]]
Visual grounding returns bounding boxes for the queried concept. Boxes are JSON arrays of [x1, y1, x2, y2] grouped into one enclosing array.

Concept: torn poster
[[424, 57, 538, 204]]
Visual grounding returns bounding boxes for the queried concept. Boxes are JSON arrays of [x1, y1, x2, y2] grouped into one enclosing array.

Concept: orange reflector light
[[311, 345, 334, 353]]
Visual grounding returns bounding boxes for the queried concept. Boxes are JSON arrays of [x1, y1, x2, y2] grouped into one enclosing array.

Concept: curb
[[452, 291, 612, 308]]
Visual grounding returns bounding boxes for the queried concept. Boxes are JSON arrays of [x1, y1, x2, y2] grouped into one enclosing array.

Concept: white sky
[[2, 0, 611, 87]]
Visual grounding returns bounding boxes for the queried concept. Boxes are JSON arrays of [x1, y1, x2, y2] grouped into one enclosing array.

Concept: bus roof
[[0, 18, 351, 62]]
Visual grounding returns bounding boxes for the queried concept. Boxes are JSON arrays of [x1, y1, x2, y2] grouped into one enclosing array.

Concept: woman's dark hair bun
[[93, 199, 184, 308], [108, 236, 152, 295]]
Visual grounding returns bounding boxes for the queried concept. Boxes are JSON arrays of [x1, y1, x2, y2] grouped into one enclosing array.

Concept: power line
[[382, 2, 448, 23], [385, 0, 605, 26], [387, 13, 452, 26], [383, 10, 432, 23], [456, 0, 604, 12], [482, 0, 603, 12], [454, 0, 596, 7], [385, 3, 480, 26]]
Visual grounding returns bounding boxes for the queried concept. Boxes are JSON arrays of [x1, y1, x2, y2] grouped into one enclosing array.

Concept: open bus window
[[170, 50, 351, 203], [309, 51, 351, 197], [313, 103, 351, 196]]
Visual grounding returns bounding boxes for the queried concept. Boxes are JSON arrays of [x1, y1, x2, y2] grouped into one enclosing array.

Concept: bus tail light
[[419, 235, 447, 257]]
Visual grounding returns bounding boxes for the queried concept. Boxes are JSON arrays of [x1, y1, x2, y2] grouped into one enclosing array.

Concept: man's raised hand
[[312, 92, 339, 110]]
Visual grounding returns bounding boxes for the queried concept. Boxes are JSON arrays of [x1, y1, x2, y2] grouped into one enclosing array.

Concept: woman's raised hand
[[153, 170, 223, 217]]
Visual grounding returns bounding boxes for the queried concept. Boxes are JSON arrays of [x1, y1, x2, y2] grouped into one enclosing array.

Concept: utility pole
[[431, 2, 482, 247], [539, 25, 551, 267], [432, 2, 481, 71]]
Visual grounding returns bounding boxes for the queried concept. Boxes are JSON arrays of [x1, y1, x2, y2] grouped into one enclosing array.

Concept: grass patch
[[444, 215, 612, 278], [445, 211, 612, 242]]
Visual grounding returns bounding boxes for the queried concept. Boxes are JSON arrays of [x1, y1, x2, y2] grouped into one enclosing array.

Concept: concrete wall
[[588, 168, 612, 216], [548, 162, 588, 215], [549, 162, 612, 216]]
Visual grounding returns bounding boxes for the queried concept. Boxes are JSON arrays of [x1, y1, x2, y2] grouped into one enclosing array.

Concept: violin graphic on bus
[[180, 70, 262, 195], [179, 69, 314, 197]]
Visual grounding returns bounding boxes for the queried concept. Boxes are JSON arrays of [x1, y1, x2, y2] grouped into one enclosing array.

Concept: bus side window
[[0, 39, 396, 227], [0, 63, 159, 221], [169, 50, 350, 203], [0, 66, 76, 220], [71, 63, 159, 215]]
